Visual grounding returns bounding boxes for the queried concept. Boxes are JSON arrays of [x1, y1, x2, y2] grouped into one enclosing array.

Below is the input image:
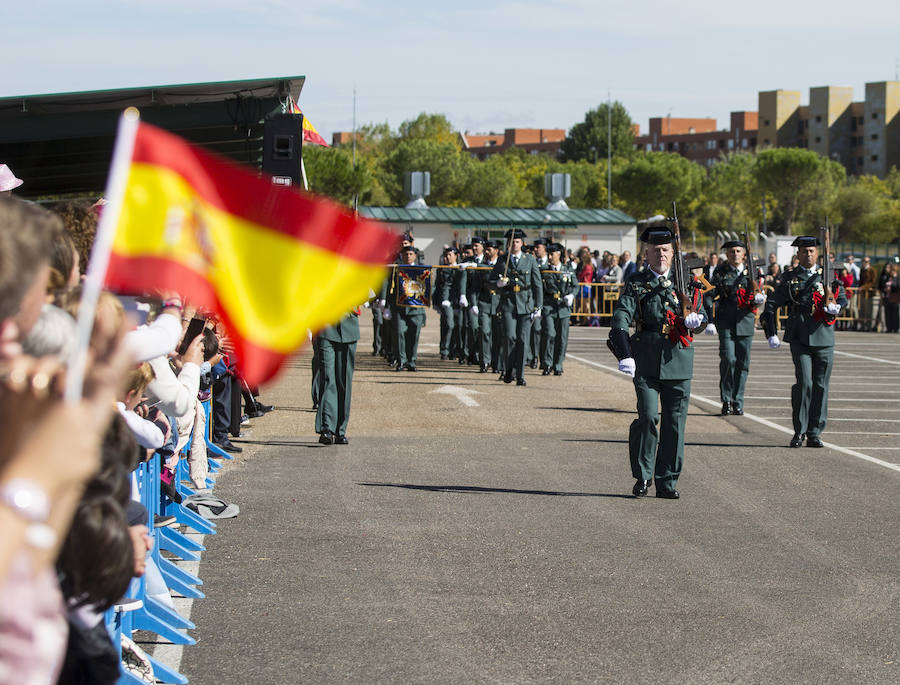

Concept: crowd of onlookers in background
[[0, 169, 273, 682]]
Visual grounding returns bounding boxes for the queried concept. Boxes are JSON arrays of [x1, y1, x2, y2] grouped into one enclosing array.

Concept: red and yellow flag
[[104, 120, 397, 384], [288, 97, 329, 147]]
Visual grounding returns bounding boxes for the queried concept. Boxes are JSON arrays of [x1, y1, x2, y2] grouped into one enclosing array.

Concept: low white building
[[359, 206, 637, 264]]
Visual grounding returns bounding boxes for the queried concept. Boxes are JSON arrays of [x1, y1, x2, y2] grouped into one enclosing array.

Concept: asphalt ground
[[156, 312, 897, 684]]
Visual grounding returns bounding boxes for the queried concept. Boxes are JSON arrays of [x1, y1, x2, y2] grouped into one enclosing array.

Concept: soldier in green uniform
[[475, 240, 501, 373], [461, 238, 486, 367], [703, 240, 767, 415], [608, 227, 707, 499], [439, 247, 465, 361], [386, 245, 427, 371], [762, 236, 847, 448], [529, 238, 550, 369], [490, 229, 543, 386], [315, 310, 360, 445], [540, 243, 577, 375]]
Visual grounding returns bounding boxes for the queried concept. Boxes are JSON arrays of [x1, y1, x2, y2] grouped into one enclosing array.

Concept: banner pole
[[65, 107, 140, 403]]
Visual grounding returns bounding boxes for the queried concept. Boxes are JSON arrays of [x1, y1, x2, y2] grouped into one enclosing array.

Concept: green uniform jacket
[[704, 263, 758, 337], [541, 264, 577, 318], [612, 269, 699, 380], [762, 267, 847, 346], [440, 266, 465, 303], [472, 260, 500, 315], [489, 253, 543, 316], [319, 311, 361, 343]]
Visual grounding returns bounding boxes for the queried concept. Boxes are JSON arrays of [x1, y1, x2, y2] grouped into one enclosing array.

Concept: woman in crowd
[[575, 247, 594, 325], [883, 262, 900, 333]]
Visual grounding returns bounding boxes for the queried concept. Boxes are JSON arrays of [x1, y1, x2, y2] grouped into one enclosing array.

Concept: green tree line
[[301, 107, 900, 243]]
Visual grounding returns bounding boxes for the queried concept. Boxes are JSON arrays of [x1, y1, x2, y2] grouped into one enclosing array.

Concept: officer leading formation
[[607, 226, 707, 500]]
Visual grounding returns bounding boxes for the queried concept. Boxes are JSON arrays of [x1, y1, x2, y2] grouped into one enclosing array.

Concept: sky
[[4, 0, 899, 142]]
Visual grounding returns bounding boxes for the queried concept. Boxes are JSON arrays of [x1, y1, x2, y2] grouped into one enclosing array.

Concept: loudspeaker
[[263, 113, 304, 186]]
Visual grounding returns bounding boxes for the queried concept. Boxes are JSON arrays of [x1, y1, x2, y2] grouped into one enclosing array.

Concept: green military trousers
[[718, 330, 753, 411], [466, 306, 480, 364], [502, 311, 532, 380], [789, 343, 834, 439], [314, 337, 356, 437], [541, 313, 570, 373], [528, 312, 542, 366], [629, 375, 691, 489], [396, 310, 424, 369]]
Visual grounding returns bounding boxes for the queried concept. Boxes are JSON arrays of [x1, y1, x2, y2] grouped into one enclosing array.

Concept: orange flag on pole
[[98, 109, 397, 385], [288, 97, 329, 147]]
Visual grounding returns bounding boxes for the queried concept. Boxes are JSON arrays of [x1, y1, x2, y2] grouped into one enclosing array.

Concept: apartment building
[[633, 112, 759, 166], [758, 81, 900, 177], [461, 128, 566, 159]]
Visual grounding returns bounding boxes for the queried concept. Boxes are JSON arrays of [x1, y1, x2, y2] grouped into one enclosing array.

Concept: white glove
[[767, 335, 780, 349], [382, 308, 392, 321], [459, 262, 473, 269], [704, 323, 718, 336], [618, 358, 636, 377], [441, 299, 451, 309], [564, 293, 574, 307], [825, 302, 841, 316], [531, 309, 542, 320], [754, 292, 767, 305], [497, 277, 509, 288], [459, 294, 469, 307], [377, 299, 386, 310], [471, 305, 479, 316], [363, 300, 371, 309], [684, 312, 703, 329], [307, 329, 313, 341]]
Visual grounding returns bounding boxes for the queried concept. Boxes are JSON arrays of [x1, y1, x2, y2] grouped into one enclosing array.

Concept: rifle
[[670, 203, 706, 333], [820, 222, 836, 309]]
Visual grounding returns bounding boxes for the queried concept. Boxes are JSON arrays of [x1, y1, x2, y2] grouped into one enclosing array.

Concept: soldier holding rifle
[[762, 234, 847, 448], [703, 236, 767, 416], [540, 243, 577, 375], [607, 217, 707, 499], [489, 229, 543, 386]]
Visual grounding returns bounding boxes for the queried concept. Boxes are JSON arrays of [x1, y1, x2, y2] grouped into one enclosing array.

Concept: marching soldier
[[315, 310, 359, 445], [540, 243, 576, 375], [382, 245, 427, 371], [607, 226, 707, 499], [529, 237, 550, 369], [762, 236, 847, 448], [703, 240, 767, 415], [475, 240, 502, 373], [490, 229, 543, 386], [439, 247, 465, 361]]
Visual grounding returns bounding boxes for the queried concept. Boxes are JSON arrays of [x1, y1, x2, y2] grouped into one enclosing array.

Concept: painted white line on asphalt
[[834, 350, 900, 365], [826, 431, 900, 435], [567, 352, 900, 474], [428, 385, 482, 407], [757, 416, 900, 423], [742, 396, 895, 402]]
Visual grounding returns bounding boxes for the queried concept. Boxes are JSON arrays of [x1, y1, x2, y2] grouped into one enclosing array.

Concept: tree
[[375, 138, 471, 206], [461, 155, 519, 207], [753, 148, 845, 234], [832, 175, 900, 243], [397, 113, 460, 147], [301, 145, 370, 206], [561, 101, 635, 163], [611, 151, 704, 220], [703, 151, 758, 231]]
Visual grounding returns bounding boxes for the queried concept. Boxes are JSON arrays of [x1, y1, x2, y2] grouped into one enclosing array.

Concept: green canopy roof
[[360, 206, 634, 226]]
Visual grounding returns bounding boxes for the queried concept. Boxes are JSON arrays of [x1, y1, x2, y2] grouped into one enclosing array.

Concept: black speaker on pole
[[262, 113, 304, 187]]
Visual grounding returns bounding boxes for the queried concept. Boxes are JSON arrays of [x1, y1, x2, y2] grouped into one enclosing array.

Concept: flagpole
[[65, 107, 140, 403]]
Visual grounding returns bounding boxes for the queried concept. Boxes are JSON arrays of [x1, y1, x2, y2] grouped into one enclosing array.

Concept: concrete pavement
[[170, 312, 898, 684]]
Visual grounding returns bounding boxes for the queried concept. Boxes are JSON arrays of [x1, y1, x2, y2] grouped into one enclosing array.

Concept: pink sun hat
[[0, 164, 24, 192]]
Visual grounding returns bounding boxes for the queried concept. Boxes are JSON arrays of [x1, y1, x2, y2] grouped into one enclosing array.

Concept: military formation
[[371, 229, 577, 385], [608, 226, 845, 499], [324, 223, 847, 500]]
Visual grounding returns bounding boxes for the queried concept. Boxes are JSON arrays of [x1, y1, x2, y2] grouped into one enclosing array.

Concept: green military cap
[[504, 228, 527, 240], [548, 243, 564, 253], [471, 236, 485, 245], [791, 236, 820, 247], [639, 227, 674, 244], [533, 237, 548, 246], [484, 240, 497, 249], [400, 244, 417, 254], [721, 240, 746, 250]]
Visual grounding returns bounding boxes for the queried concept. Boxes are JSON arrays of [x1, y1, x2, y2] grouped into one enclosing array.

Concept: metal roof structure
[[0, 76, 304, 198], [359, 206, 635, 227]]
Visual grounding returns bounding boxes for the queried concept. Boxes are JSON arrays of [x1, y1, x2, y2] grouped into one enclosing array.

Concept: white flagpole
[[65, 107, 141, 403]]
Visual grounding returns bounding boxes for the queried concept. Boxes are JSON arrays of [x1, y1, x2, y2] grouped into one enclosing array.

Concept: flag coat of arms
[[102, 113, 398, 384], [395, 266, 432, 307]]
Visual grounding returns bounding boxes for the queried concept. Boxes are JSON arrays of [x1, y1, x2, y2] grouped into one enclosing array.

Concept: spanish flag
[[288, 97, 329, 147], [101, 110, 397, 384]]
